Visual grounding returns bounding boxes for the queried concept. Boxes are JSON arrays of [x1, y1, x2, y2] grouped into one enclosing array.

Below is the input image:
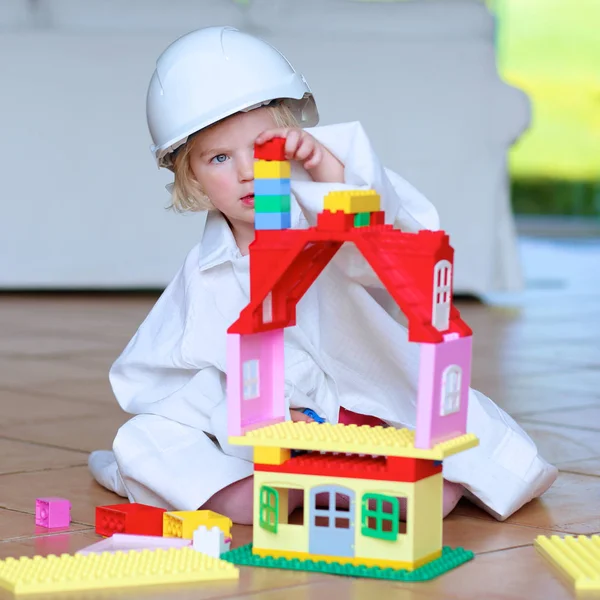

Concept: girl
[[89, 26, 557, 524]]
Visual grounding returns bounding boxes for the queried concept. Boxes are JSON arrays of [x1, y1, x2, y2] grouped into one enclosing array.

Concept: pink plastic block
[[415, 335, 473, 449], [226, 330, 285, 437], [35, 497, 71, 528]]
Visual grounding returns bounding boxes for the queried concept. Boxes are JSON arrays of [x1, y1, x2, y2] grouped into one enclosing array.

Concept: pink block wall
[[414, 335, 473, 449], [226, 330, 285, 437]]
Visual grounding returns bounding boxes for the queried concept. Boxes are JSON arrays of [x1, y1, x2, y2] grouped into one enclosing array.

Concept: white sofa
[[0, 0, 528, 294]]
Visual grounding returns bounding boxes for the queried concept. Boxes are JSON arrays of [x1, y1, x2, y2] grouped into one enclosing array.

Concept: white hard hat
[[147, 26, 319, 168]]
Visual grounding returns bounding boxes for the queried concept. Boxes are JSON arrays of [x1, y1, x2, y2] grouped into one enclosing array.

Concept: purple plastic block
[[35, 497, 71, 528]]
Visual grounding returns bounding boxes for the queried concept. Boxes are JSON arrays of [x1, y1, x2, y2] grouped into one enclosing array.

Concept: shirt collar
[[197, 210, 243, 272]]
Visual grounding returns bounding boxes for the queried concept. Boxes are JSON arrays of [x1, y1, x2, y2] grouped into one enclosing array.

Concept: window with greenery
[[361, 493, 400, 541], [259, 486, 278, 533]]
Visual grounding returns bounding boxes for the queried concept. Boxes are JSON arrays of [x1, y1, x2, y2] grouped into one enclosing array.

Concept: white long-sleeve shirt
[[107, 121, 557, 519]]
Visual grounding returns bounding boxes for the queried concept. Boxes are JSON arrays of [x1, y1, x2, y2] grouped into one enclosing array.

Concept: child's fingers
[[255, 128, 289, 145], [303, 145, 322, 170], [284, 129, 301, 159], [294, 135, 314, 162]]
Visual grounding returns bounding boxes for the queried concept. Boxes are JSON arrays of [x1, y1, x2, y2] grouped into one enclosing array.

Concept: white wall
[[0, 0, 527, 293]]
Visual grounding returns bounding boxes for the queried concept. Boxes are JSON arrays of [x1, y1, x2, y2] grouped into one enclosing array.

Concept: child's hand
[[255, 128, 344, 183]]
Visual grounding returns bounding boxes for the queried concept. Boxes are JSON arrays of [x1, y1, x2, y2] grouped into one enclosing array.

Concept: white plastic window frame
[[242, 359, 260, 400], [432, 259, 452, 331], [440, 364, 462, 416]]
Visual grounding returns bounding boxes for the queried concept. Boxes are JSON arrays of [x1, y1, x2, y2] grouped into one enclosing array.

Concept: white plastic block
[[77, 533, 191, 555], [192, 526, 231, 558]]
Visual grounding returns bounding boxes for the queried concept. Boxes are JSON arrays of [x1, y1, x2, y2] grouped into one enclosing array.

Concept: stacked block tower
[[253, 139, 291, 231], [221, 137, 479, 581]]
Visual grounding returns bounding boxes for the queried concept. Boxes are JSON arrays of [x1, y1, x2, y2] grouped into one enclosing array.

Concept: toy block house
[[223, 139, 478, 579]]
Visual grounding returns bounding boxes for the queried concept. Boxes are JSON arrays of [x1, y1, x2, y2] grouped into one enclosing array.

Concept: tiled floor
[[1, 237, 599, 599]]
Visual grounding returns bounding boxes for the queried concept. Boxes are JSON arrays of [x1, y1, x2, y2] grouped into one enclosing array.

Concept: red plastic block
[[228, 225, 471, 342], [95, 503, 166, 537], [255, 452, 442, 483], [370, 211, 385, 226], [254, 137, 286, 161], [317, 210, 355, 232]]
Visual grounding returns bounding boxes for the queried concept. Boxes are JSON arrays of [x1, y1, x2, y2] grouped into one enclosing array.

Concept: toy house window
[[259, 485, 278, 533], [440, 365, 462, 416], [361, 493, 400, 541], [242, 359, 260, 400], [432, 259, 452, 331], [262, 291, 273, 324]]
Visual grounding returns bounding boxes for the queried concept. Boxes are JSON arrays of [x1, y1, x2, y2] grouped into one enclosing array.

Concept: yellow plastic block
[[164, 510, 232, 539], [230, 421, 478, 460], [254, 160, 290, 179], [535, 534, 600, 592], [254, 446, 291, 465], [0, 548, 238, 595], [323, 190, 381, 214]]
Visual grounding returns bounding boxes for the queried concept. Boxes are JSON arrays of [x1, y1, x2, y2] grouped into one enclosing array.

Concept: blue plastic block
[[300, 408, 326, 423], [255, 212, 291, 230], [254, 178, 291, 196]]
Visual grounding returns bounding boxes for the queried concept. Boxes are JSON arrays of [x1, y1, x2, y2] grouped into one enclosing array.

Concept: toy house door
[[308, 485, 355, 557]]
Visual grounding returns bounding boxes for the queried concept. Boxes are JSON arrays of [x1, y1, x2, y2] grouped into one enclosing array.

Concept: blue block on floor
[[253, 178, 291, 196], [255, 212, 291, 230]]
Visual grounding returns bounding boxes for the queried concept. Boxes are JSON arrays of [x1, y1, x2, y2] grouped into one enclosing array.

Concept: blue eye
[[211, 154, 228, 164]]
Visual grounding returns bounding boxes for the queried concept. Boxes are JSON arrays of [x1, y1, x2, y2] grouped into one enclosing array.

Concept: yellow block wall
[[253, 470, 443, 564]]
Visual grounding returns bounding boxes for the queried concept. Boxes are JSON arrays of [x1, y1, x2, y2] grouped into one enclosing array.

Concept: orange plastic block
[[95, 503, 166, 537]]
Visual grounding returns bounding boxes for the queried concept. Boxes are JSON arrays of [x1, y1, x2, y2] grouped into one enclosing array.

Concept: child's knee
[[442, 480, 464, 518]]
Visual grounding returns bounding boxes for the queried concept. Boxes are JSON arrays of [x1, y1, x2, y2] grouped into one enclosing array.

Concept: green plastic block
[[354, 212, 371, 227], [255, 194, 291, 213], [220, 544, 474, 581]]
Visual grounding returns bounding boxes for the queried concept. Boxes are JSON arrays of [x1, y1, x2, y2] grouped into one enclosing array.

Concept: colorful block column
[[254, 139, 292, 231]]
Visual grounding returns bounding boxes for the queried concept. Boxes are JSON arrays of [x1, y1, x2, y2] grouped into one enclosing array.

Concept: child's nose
[[238, 155, 254, 182]]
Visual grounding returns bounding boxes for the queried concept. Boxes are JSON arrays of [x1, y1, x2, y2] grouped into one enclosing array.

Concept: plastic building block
[[228, 226, 472, 342], [370, 211, 385, 226], [415, 335, 472, 449], [230, 420, 478, 460], [227, 330, 286, 437], [193, 525, 231, 558], [535, 535, 600, 592], [254, 137, 286, 161], [323, 190, 381, 214], [164, 510, 232, 539], [255, 194, 291, 213], [317, 209, 356, 232], [0, 548, 239, 595], [254, 160, 291, 179], [354, 212, 371, 227], [254, 178, 291, 196], [255, 452, 442, 483], [254, 446, 291, 465], [78, 533, 191, 555], [95, 503, 165, 537], [35, 497, 71, 529], [300, 408, 326, 423], [221, 544, 473, 581], [255, 212, 291, 230]]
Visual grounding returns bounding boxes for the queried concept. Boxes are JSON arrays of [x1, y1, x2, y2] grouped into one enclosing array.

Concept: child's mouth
[[241, 194, 254, 207]]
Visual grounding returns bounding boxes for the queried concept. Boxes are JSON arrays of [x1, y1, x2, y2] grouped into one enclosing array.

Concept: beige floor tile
[[442, 514, 558, 554], [0, 508, 91, 541], [0, 412, 129, 453], [0, 439, 87, 475], [17, 377, 116, 404], [518, 422, 600, 465], [0, 388, 104, 425], [409, 545, 574, 600], [519, 405, 600, 431], [456, 472, 600, 534], [0, 466, 124, 526], [557, 456, 600, 477]]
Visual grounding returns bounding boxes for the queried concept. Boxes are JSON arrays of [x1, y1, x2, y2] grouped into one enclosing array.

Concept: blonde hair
[[169, 103, 299, 213]]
